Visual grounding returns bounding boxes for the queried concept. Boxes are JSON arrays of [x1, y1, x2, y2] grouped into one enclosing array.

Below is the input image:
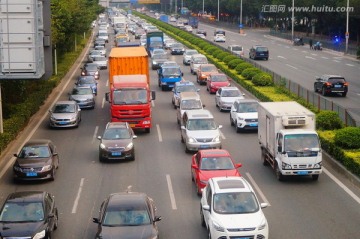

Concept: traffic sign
[[345, 32, 349, 38], [239, 24, 243, 28]]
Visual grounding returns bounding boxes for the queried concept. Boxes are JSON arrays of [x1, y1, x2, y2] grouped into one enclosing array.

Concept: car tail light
[[344, 82, 349, 86], [325, 82, 332, 86]]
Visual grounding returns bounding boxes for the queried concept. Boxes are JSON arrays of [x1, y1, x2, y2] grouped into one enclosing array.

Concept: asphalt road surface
[[0, 22, 359, 239]]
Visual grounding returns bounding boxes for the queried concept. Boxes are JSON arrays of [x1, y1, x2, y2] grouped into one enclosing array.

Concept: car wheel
[[275, 164, 284, 181], [314, 84, 318, 93], [99, 152, 104, 162], [196, 181, 202, 196], [321, 87, 327, 96], [50, 168, 55, 181], [47, 232, 52, 239], [230, 115, 234, 126], [200, 208, 206, 227], [190, 68, 193, 74], [312, 175, 319, 181], [53, 210, 59, 230], [181, 134, 184, 143], [236, 124, 241, 133], [206, 86, 209, 91], [130, 151, 135, 161], [342, 92, 347, 97], [185, 145, 190, 153], [208, 229, 212, 239]]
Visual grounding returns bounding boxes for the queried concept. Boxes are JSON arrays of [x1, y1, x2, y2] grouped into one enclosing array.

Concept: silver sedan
[[49, 101, 81, 128]]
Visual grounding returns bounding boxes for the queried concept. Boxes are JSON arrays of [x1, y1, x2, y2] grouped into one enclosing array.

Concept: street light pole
[[240, 0, 242, 26], [345, 0, 349, 54], [217, 0, 219, 21], [202, 0, 204, 15], [291, 0, 294, 40]]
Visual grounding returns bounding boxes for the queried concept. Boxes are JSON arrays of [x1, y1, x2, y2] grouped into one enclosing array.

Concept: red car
[[206, 73, 231, 94], [191, 149, 242, 195]]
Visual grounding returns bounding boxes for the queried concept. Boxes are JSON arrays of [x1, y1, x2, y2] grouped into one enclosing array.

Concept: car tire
[[314, 84, 318, 93], [200, 208, 206, 227], [321, 87, 327, 96], [185, 145, 190, 153], [50, 168, 56, 181], [236, 124, 241, 133], [54, 210, 59, 230], [130, 152, 135, 161], [342, 92, 347, 97], [312, 175, 319, 181], [99, 152, 104, 162], [230, 115, 234, 126]]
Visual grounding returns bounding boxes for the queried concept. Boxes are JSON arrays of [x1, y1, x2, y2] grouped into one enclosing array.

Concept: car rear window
[[329, 78, 346, 84], [256, 47, 268, 52]]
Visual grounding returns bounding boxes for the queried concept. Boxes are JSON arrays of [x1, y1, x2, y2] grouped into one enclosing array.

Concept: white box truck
[[258, 101, 322, 181]]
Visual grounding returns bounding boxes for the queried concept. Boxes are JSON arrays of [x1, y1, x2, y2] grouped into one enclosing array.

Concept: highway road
[[0, 20, 359, 239]]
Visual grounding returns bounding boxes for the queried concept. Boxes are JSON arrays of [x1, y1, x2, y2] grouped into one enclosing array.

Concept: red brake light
[[344, 82, 349, 86], [325, 82, 332, 86]]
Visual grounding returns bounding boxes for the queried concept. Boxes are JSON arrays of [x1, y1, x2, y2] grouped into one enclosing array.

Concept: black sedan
[[314, 74, 348, 97], [0, 191, 58, 239], [13, 139, 60, 181], [93, 190, 161, 239]]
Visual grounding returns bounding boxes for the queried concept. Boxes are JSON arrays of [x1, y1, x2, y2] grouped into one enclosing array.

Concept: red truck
[[106, 47, 155, 133]]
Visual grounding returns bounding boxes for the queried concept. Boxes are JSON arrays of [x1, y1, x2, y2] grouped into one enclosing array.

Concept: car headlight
[[152, 61, 157, 64], [212, 220, 225, 232], [314, 162, 322, 169], [50, 116, 56, 121], [33, 230, 46, 239], [237, 117, 244, 121], [13, 165, 22, 172], [212, 136, 220, 142], [282, 162, 292, 169], [100, 143, 106, 149], [125, 142, 134, 151], [70, 116, 77, 121], [42, 165, 52, 171], [258, 217, 267, 230], [201, 74, 206, 78], [188, 137, 196, 143]]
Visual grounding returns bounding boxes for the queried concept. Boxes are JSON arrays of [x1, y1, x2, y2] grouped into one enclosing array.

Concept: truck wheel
[[312, 175, 319, 181], [261, 149, 269, 166], [275, 165, 284, 181]]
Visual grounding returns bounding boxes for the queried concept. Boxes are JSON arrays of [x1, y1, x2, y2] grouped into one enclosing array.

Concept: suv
[[228, 45, 244, 57], [200, 177, 269, 239], [180, 109, 222, 153], [249, 45, 269, 60], [183, 49, 199, 65], [314, 74, 348, 97], [230, 99, 259, 132], [97, 122, 137, 162]]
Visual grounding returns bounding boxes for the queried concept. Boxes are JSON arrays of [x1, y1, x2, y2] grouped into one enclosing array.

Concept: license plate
[[297, 171, 308, 175], [334, 85, 342, 88], [26, 172, 37, 177], [200, 145, 210, 149], [249, 123, 258, 127], [112, 152, 121, 156], [58, 122, 68, 125], [260, 53, 264, 55], [129, 124, 135, 127]]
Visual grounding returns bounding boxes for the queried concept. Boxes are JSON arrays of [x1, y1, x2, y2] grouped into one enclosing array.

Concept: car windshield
[[232, 46, 243, 51], [153, 54, 167, 60], [103, 128, 131, 140], [0, 202, 44, 222], [172, 43, 183, 48], [211, 75, 227, 82], [72, 88, 93, 95], [181, 100, 202, 110], [284, 134, 320, 156], [162, 67, 181, 76], [221, 90, 241, 97], [85, 65, 98, 71], [328, 78, 346, 84], [200, 157, 235, 170], [78, 77, 96, 85], [185, 50, 198, 56], [201, 65, 217, 72], [18, 145, 50, 158], [193, 57, 207, 64], [93, 57, 106, 61], [149, 42, 163, 48], [113, 89, 147, 105], [98, 32, 107, 37], [237, 102, 258, 113], [187, 119, 217, 130], [213, 192, 259, 214], [256, 47, 268, 52], [103, 208, 151, 226], [176, 85, 196, 93], [53, 104, 76, 113]]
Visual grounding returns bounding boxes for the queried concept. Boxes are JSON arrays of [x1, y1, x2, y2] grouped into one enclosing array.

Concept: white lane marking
[[101, 97, 105, 108], [251, 39, 257, 42], [311, 53, 317, 56], [0, 27, 95, 180], [246, 172, 271, 206], [286, 64, 298, 70], [293, 48, 298, 51], [333, 60, 340, 63], [231, 39, 236, 42], [220, 130, 226, 140], [106, 79, 109, 87], [156, 124, 162, 142], [166, 174, 177, 210], [278, 56, 287, 59], [305, 56, 316, 60], [72, 178, 85, 213], [92, 126, 99, 144], [302, 51, 307, 53], [321, 56, 329, 59], [346, 63, 354, 67], [285, 46, 290, 49], [323, 168, 360, 205], [152, 100, 155, 107]]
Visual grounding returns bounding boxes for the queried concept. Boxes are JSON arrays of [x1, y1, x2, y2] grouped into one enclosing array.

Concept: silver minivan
[[180, 109, 222, 153], [177, 92, 204, 125]]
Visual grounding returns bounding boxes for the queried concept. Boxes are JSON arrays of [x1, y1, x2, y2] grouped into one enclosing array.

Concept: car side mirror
[[133, 135, 138, 139], [202, 104, 206, 108], [53, 153, 58, 156], [202, 205, 210, 211], [218, 125, 223, 129], [196, 89, 200, 92], [97, 136, 102, 140], [235, 163, 242, 168], [261, 203, 268, 209], [154, 216, 162, 222], [181, 72, 184, 76], [191, 164, 199, 170], [151, 91, 156, 100], [13, 153, 18, 157], [78, 108, 81, 112], [277, 145, 282, 152], [181, 126, 186, 130], [48, 213, 55, 218], [92, 218, 100, 224], [105, 92, 110, 102]]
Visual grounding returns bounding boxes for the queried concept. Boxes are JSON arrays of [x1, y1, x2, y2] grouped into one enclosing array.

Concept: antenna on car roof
[[126, 185, 132, 193]]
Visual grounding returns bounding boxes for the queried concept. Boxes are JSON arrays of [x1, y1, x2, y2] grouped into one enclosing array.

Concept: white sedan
[[214, 34, 226, 42]]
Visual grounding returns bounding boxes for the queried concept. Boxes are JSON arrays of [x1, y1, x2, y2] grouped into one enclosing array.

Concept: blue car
[[158, 65, 183, 91], [172, 81, 199, 108], [76, 76, 98, 95]]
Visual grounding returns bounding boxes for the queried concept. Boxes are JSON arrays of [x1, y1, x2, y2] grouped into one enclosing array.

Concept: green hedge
[[316, 111, 344, 130], [252, 73, 274, 86], [334, 127, 360, 149], [242, 68, 262, 80], [228, 59, 244, 69], [235, 62, 253, 74], [223, 55, 238, 64]]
